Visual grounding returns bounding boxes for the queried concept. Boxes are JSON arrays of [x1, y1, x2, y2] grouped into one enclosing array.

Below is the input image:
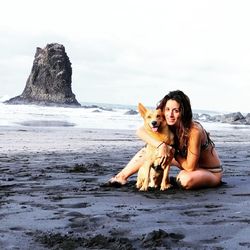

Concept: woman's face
[[164, 99, 181, 126]]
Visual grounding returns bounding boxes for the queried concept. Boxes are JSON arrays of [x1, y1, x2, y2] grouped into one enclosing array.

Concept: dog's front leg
[[160, 164, 172, 191], [136, 166, 144, 189], [139, 161, 151, 191]]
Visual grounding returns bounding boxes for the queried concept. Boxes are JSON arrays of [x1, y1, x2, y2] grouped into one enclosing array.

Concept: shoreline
[[0, 126, 250, 249], [1, 102, 250, 132]]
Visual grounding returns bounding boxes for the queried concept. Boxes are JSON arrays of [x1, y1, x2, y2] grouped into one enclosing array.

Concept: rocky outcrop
[[124, 109, 138, 115], [194, 112, 250, 125], [245, 113, 250, 124], [5, 43, 80, 106], [220, 112, 246, 124]]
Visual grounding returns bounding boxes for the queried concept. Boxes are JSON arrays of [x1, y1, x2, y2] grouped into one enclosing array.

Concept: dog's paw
[[160, 183, 172, 191], [136, 182, 141, 189], [139, 185, 148, 191]]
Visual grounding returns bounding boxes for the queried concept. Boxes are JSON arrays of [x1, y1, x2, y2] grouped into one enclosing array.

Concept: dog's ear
[[138, 103, 147, 117], [156, 108, 165, 119]]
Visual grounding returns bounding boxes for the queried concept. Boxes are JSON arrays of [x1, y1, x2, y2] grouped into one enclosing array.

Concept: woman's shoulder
[[190, 121, 203, 131], [189, 121, 203, 137]]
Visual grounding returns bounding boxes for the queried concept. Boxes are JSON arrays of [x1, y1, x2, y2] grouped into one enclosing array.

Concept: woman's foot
[[107, 173, 127, 187]]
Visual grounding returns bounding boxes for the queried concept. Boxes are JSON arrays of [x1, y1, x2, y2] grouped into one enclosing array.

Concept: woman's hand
[[157, 143, 175, 167]]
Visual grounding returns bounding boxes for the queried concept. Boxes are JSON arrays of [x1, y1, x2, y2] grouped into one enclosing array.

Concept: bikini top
[[200, 124, 214, 151], [175, 122, 214, 158], [201, 129, 214, 151]]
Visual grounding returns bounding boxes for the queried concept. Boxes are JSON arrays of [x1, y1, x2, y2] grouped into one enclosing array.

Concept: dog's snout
[[151, 121, 157, 127]]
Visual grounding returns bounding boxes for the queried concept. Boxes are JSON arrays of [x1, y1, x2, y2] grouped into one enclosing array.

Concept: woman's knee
[[176, 171, 194, 190], [176, 170, 222, 190]]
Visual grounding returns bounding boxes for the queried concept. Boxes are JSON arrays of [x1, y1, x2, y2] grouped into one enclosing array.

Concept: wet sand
[[0, 125, 250, 249]]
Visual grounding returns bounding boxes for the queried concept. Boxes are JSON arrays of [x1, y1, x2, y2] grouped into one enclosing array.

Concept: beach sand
[[0, 125, 250, 249]]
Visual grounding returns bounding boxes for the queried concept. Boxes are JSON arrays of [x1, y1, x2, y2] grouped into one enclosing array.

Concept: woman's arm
[[175, 125, 201, 171], [136, 126, 174, 165]]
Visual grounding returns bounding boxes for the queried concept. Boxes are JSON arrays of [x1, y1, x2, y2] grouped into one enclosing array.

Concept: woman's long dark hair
[[157, 90, 193, 154]]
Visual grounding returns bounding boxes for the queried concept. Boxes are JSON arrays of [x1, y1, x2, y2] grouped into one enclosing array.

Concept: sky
[[0, 0, 250, 113]]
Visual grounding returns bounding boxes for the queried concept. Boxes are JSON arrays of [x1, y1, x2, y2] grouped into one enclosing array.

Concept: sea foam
[[0, 102, 249, 131]]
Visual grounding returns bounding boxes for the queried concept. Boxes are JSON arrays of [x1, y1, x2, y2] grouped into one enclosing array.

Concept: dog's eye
[[156, 115, 161, 118], [147, 115, 151, 119]]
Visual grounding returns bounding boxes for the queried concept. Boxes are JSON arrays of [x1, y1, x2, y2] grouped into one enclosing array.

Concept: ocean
[[0, 99, 248, 132]]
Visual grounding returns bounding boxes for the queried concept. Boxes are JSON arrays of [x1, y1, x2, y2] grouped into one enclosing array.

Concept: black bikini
[[176, 122, 223, 173], [199, 124, 223, 173]]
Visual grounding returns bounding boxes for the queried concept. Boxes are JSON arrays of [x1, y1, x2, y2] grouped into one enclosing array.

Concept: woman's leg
[[109, 147, 146, 184], [176, 169, 222, 190]]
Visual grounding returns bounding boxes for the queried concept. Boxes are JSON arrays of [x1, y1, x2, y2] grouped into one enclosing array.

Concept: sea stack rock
[[5, 43, 80, 106]]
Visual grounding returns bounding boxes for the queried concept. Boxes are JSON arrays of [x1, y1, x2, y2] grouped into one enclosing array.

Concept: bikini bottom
[[201, 165, 223, 173]]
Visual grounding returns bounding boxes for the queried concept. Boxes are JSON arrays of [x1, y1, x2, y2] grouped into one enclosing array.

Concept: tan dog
[[136, 103, 174, 191]]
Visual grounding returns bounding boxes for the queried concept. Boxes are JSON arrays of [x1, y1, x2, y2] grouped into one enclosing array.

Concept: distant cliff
[[5, 43, 80, 106]]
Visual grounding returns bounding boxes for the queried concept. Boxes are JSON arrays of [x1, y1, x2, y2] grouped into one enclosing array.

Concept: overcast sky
[[1, 0, 250, 113]]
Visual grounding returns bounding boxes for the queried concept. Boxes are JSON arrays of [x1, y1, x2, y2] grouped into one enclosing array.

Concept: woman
[[109, 90, 223, 189]]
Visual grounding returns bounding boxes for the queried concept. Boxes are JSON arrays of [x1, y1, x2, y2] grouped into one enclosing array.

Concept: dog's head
[[138, 103, 166, 133]]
